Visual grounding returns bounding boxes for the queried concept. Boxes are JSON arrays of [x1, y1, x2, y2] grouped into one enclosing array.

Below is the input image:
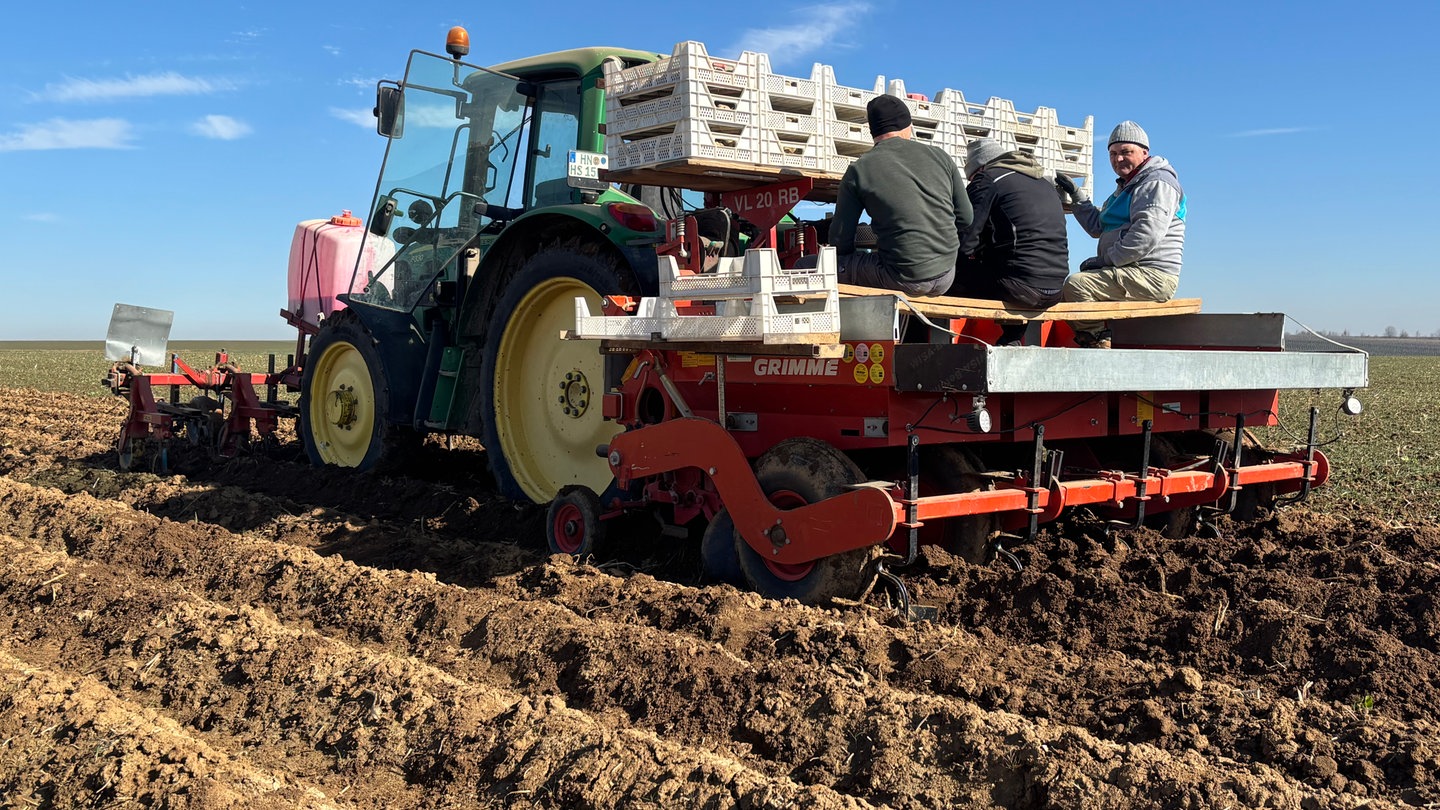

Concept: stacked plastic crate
[[952, 96, 1095, 194], [603, 42, 762, 172], [603, 42, 1094, 195]]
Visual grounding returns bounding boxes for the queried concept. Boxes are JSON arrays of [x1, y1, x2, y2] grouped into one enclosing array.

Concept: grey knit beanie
[[1108, 120, 1149, 149], [965, 138, 1007, 176]]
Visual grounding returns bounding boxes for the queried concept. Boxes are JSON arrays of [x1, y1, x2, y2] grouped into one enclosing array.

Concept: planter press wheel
[[733, 437, 883, 605], [1144, 436, 1200, 538], [700, 509, 744, 585], [547, 485, 604, 557], [920, 445, 1001, 563], [481, 252, 627, 504], [299, 313, 396, 471], [1174, 429, 1277, 524]]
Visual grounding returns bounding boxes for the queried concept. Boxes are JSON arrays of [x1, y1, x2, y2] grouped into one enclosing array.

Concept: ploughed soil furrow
[[4, 386, 1440, 807], [0, 477, 1417, 810], [0, 648, 341, 809], [0, 530, 877, 810]]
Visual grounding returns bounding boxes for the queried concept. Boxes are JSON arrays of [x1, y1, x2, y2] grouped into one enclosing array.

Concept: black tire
[[546, 485, 604, 557], [734, 438, 882, 605], [478, 245, 634, 503], [299, 311, 406, 471], [921, 445, 999, 563], [1144, 436, 1198, 538], [700, 509, 744, 585]]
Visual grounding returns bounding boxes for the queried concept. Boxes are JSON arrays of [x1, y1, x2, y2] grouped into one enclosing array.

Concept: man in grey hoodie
[[1056, 121, 1187, 348]]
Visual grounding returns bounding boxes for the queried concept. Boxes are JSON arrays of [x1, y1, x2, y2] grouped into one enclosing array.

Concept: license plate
[[567, 150, 609, 181]]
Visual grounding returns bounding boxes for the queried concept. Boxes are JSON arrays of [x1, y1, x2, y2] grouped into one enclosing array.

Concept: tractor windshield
[[350, 51, 526, 313]]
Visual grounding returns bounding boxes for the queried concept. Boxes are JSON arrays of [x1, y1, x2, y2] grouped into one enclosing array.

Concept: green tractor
[[298, 33, 670, 505]]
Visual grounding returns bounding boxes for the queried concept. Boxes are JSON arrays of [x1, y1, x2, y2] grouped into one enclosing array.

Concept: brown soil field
[[2, 386, 1438, 809]]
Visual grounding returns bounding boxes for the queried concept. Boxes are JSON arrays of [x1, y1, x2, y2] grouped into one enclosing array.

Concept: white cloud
[[43, 72, 234, 102], [732, 2, 870, 64], [23, 213, 60, 223], [324, 45, 342, 57], [1228, 127, 1315, 137], [190, 114, 252, 140], [330, 107, 375, 127], [0, 118, 135, 151]]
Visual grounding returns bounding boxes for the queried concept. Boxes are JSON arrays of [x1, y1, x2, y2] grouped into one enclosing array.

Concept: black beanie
[[866, 94, 912, 137]]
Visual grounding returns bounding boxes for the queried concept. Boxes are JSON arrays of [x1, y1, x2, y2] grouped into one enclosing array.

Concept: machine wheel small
[[734, 437, 883, 605], [699, 508, 744, 585], [546, 485, 604, 557]]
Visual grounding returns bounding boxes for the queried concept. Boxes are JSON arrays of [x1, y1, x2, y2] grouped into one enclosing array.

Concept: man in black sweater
[[827, 95, 973, 296], [952, 138, 1070, 344]]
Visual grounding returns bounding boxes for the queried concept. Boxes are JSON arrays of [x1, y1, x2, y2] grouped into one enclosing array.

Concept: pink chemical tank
[[286, 211, 394, 329]]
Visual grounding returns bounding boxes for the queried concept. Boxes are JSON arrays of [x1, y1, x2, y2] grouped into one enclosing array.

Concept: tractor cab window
[[351, 51, 524, 313]]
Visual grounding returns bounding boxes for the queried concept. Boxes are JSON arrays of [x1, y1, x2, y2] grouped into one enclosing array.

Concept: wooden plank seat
[[836, 283, 1202, 322]]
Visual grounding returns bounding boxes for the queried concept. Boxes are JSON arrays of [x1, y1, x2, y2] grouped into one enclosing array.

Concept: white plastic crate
[[574, 248, 841, 345], [755, 128, 828, 172], [607, 118, 758, 172], [661, 247, 836, 299], [606, 82, 756, 137], [603, 41, 759, 100], [818, 64, 887, 117], [754, 55, 824, 112]]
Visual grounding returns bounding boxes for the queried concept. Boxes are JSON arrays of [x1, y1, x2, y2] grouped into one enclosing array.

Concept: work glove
[[1054, 175, 1088, 205], [1078, 256, 1106, 272]]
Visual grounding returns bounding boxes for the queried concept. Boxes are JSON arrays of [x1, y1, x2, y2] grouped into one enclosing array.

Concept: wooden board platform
[[604, 159, 845, 202], [837, 284, 1202, 321]]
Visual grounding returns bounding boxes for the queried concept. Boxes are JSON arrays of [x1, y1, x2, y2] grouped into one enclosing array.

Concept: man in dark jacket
[[952, 138, 1070, 344], [827, 94, 973, 296]]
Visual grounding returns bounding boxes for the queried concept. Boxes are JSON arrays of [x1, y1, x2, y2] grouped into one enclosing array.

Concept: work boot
[[1074, 330, 1113, 349], [997, 323, 1027, 346]]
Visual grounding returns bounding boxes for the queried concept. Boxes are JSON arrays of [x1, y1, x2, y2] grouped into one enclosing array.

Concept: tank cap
[[330, 209, 362, 226]]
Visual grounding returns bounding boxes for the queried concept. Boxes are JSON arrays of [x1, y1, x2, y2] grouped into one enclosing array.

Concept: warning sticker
[[868, 363, 886, 384], [853, 363, 869, 384]]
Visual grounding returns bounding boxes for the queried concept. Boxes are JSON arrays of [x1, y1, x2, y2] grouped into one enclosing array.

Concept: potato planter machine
[[99, 35, 1370, 609]]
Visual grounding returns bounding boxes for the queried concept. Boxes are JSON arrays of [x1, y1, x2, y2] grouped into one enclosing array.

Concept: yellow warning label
[[868, 363, 886, 384], [869, 343, 885, 364], [853, 363, 869, 384], [1137, 393, 1153, 423], [842, 343, 854, 363], [678, 352, 714, 368]]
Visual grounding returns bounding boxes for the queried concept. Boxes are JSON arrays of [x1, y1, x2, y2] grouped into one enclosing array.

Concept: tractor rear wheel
[[300, 312, 406, 471], [734, 438, 882, 605], [480, 248, 629, 504]]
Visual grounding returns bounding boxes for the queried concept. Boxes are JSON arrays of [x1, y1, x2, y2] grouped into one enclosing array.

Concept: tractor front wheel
[[299, 312, 404, 471]]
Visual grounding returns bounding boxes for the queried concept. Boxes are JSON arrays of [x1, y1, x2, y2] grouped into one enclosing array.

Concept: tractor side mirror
[[375, 84, 404, 138], [370, 195, 397, 237]]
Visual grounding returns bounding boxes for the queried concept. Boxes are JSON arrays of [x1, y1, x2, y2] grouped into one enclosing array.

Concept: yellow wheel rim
[[494, 277, 621, 503], [308, 340, 376, 467]]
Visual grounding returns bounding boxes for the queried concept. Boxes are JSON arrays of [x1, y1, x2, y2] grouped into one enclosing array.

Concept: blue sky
[[3, 1, 1436, 339]]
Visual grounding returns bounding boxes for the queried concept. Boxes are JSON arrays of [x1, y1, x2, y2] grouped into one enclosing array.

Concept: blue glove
[[1079, 256, 1106, 272]]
